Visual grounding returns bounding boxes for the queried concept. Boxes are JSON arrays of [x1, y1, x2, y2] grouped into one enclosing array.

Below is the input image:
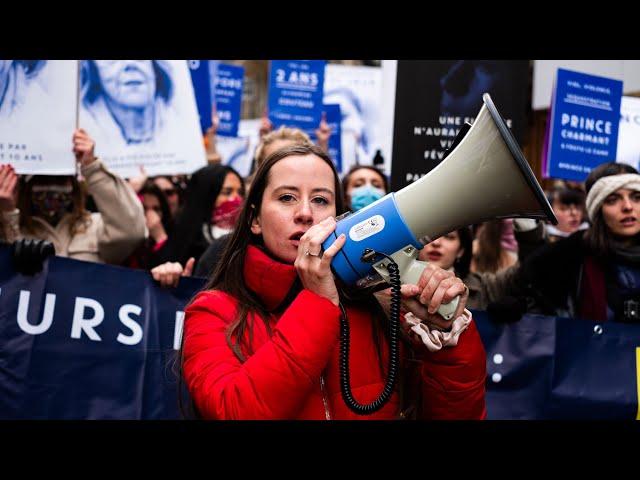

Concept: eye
[[632, 192, 640, 202], [604, 195, 619, 205], [279, 194, 296, 203], [312, 196, 330, 205]]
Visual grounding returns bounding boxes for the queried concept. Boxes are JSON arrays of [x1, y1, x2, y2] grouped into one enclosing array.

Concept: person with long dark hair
[[179, 144, 486, 419], [518, 162, 640, 322], [158, 163, 244, 269]]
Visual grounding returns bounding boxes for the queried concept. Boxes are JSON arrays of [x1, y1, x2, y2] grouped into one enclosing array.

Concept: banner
[[475, 310, 640, 419], [389, 60, 529, 191], [0, 60, 78, 175], [616, 96, 640, 171], [544, 68, 623, 181], [2, 246, 639, 419], [214, 64, 244, 138], [79, 60, 207, 179], [0, 246, 204, 419], [324, 64, 382, 174], [268, 60, 326, 133]]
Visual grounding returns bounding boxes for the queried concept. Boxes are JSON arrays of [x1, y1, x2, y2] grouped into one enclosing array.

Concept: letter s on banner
[[117, 304, 143, 346]]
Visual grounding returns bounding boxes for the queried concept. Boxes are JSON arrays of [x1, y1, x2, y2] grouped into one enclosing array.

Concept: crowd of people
[[2, 106, 638, 420]]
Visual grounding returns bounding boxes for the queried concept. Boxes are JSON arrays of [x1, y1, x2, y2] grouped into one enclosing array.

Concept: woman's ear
[[250, 205, 261, 235]]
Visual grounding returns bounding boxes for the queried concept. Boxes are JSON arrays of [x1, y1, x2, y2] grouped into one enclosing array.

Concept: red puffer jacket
[[183, 245, 487, 420]]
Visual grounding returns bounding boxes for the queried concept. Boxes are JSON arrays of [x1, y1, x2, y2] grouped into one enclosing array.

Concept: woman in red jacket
[[181, 144, 486, 420]]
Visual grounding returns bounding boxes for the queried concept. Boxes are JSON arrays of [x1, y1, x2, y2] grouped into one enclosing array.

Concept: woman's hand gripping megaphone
[[375, 262, 469, 331]]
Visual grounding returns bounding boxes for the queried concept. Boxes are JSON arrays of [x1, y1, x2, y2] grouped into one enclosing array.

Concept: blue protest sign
[[547, 68, 623, 181], [214, 64, 244, 138], [188, 59, 214, 134], [268, 60, 326, 132]]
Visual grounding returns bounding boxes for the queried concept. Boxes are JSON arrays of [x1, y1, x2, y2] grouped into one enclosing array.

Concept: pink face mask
[[212, 196, 243, 230]]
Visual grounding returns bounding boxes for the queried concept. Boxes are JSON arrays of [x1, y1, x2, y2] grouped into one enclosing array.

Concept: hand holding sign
[[315, 111, 332, 153], [0, 164, 18, 212], [72, 128, 97, 167]]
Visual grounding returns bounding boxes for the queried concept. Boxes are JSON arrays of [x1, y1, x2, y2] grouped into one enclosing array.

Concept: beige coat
[[7, 159, 146, 264], [464, 265, 522, 311]]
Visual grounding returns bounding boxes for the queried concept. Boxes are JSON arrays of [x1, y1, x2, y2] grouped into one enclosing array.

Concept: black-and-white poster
[[388, 61, 529, 190], [79, 60, 206, 178]]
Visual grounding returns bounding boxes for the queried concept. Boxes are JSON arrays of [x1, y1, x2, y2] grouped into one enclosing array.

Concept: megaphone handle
[[401, 259, 459, 321]]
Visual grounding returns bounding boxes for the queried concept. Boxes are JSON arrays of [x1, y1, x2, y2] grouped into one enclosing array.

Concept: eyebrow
[[273, 185, 335, 196]]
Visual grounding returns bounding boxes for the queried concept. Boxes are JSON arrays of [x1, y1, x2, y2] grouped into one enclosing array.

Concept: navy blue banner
[[474, 310, 640, 419], [268, 60, 326, 132], [214, 64, 244, 138], [0, 246, 204, 419], [546, 68, 623, 181], [1, 245, 639, 419]]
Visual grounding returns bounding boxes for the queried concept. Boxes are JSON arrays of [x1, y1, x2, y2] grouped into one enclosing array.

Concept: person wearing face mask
[[341, 165, 388, 212], [4, 129, 146, 264], [156, 164, 244, 279]]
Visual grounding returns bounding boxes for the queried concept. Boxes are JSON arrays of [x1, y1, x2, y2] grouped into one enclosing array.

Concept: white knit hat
[[585, 173, 640, 221]]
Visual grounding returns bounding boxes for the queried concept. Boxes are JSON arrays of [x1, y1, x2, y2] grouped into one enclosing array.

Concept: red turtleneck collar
[[243, 245, 299, 311]]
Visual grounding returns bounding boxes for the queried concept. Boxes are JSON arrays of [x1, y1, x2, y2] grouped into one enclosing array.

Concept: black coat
[[518, 230, 589, 318]]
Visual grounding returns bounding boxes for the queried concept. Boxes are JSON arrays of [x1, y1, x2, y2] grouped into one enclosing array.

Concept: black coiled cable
[[339, 251, 401, 415]]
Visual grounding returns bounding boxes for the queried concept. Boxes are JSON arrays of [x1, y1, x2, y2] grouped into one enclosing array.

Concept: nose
[[294, 200, 314, 225], [622, 197, 633, 211]]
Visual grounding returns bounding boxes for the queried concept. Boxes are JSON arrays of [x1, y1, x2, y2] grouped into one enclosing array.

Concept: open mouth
[[289, 231, 306, 246], [621, 217, 637, 226]]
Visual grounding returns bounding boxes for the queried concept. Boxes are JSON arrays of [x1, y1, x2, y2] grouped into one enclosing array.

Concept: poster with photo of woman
[[79, 60, 206, 178]]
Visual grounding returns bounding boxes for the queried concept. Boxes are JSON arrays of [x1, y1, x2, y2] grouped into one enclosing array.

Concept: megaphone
[[329, 93, 557, 416], [323, 93, 557, 319]]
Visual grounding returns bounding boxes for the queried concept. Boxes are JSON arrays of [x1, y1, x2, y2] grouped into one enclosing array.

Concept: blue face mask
[[350, 184, 385, 211]]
